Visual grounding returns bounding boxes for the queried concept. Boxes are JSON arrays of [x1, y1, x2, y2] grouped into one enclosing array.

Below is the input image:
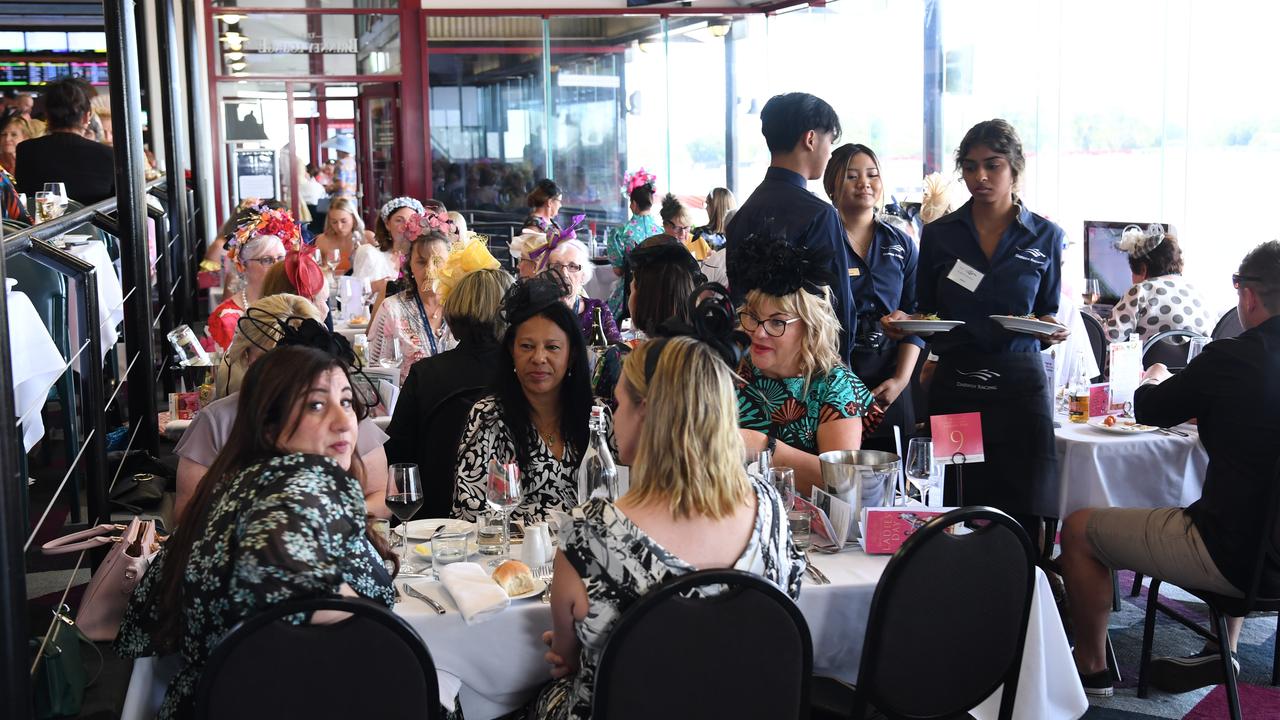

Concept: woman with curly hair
[[733, 230, 874, 495]]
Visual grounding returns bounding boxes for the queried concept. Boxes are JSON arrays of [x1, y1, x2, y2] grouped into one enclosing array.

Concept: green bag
[[30, 607, 97, 719]]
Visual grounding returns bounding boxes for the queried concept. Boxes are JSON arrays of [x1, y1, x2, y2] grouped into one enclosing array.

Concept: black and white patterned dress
[[1104, 274, 1215, 345], [452, 395, 612, 524], [531, 475, 807, 720]]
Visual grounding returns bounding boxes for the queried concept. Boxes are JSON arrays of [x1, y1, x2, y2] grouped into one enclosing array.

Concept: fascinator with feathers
[[499, 270, 572, 327], [1114, 223, 1166, 259], [732, 227, 837, 297], [235, 308, 381, 408], [226, 203, 302, 262]]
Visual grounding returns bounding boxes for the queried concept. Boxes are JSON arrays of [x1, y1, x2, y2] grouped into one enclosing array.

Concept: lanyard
[[411, 291, 440, 356]]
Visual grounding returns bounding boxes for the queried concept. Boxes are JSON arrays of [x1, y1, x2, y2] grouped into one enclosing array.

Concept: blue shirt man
[[727, 93, 854, 362]]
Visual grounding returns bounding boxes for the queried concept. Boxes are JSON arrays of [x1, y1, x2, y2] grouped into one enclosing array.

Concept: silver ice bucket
[[818, 450, 900, 540]]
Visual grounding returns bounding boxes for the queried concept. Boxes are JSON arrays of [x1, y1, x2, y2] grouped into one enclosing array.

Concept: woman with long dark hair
[[116, 345, 398, 720], [451, 271, 603, 523]]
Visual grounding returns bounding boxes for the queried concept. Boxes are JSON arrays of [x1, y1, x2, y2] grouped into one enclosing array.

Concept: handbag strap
[[40, 524, 128, 555]]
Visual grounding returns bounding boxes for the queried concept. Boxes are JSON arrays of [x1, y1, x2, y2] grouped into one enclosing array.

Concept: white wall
[[422, 0, 759, 8]]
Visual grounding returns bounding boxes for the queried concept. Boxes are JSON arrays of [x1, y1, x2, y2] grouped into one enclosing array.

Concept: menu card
[[1088, 383, 1110, 417], [861, 507, 958, 554], [809, 487, 854, 547], [930, 412, 985, 464], [1108, 340, 1142, 412]]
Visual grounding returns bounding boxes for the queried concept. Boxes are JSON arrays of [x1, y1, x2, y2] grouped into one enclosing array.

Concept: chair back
[[6, 251, 70, 354], [854, 506, 1035, 720], [1141, 329, 1205, 372], [418, 383, 488, 518], [1241, 458, 1280, 605], [1080, 311, 1106, 381], [593, 569, 812, 720], [195, 596, 441, 720], [1211, 309, 1244, 340]]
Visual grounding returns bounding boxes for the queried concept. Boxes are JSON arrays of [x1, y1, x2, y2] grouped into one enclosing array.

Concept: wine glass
[[34, 192, 54, 223], [385, 463, 423, 568], [42, 183, 67, 218], [905, 438, 937, 506], [486, 462, 522, 565], [360, 279, 377, 319], [326, 248, 341, 274], [1081, 278, 1101, 307], [769, 467, 796, 510], [1186, 336, 1210, 364], [378, 337, 402, 369]]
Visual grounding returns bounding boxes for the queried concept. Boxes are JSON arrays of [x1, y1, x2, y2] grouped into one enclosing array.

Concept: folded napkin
[[438, 562, 509, 625]]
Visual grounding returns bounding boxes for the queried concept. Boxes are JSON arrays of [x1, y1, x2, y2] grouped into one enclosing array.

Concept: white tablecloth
[[1053, 417, 1207, 517], [6, 288, 65, 451], [334, 319, 369, 342], [583, 261, 618, 303], [64, 239, 124, 358], [120, 547, 1086, 720]]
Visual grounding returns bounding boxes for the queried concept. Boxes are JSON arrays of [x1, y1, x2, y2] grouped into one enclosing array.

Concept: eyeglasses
[[244, 255, 286, 267], [549, 262, 582, 274], [1233, 273, 1264, 289], [738, 311, 801, 337]]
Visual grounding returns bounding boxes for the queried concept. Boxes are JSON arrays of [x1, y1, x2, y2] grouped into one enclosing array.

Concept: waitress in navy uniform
[[884, 119, 1068, 536], [823, 143, 923, 449]]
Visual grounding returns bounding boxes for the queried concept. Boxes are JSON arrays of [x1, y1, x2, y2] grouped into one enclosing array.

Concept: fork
[[537, 563, 554, 603], [804, 551, 830, 585]]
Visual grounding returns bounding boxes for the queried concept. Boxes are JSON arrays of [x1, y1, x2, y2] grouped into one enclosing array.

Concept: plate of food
[[1088, 416, 1159, 434], [396, 518, 474, 541], [990, 314, 1066, 336], [888, 315, 965, 336], [492, 559, 547, 600], [345, 316, 370, 330]]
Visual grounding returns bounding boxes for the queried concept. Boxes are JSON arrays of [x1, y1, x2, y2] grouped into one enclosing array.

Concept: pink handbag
[[41, 518, 162, 641]]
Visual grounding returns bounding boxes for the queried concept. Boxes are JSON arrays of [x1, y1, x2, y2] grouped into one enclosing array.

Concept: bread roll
[[492, 559, 535, 596]]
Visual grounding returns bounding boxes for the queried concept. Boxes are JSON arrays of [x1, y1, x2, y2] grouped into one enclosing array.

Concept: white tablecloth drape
[[1053, 418, 1207, 518], [64, 239, 125, 357], [6, 286, 66, 451], [121, 547, 1086, 720]]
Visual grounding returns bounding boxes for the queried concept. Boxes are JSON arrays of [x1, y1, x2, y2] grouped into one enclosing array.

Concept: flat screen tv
[[25, 31, 68, 53], [1083, 220, 1163, 305]]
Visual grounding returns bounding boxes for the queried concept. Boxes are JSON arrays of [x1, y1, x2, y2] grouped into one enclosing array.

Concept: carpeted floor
[[1082, 570, 1280, 718]]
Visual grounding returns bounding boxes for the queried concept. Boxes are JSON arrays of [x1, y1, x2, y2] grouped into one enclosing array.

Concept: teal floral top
[[606, 213, 662, 316], [736, 359, 874, 454], [115, 453, 394, 720]]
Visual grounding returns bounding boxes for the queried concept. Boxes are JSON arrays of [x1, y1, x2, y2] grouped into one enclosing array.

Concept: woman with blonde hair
[[314, 196, 373, 276], [533, 325, 806, 720], [692, 186, 736, 250], [733, 230, 875, 495]]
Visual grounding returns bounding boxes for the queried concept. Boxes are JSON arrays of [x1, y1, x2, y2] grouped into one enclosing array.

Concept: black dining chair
[[1141, 329, 1205, 372], [1080, 310, 1107, 382], [592, 568, 812, 720], [810, 506, 1036, 720], [1211, 309, 1245, 340], [1136, 459, 1280, 719], [195, 596, 443, 720]]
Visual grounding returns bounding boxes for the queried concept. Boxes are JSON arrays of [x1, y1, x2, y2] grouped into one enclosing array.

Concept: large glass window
[[212, 12, 400, 77]]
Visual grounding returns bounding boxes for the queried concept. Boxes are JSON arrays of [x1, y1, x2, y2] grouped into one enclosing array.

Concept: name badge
[[848, 267, 861, 277], [946, 260, 984, 293]]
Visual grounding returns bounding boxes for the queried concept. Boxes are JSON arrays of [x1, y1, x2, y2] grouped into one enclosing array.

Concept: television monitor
[[0, 63, 29, 86], [27, 62, 71, 85], [0, 32, 24, 53], [25, 31, 68, 53], [71, 61, 110, 85], [67, 32, 107, 53], [1083, 220, 1162, 305]]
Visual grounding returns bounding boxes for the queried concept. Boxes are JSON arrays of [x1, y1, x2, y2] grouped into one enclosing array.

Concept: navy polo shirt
[[726, 166, 855, 361], [849, 219, 925, 349], [916, 200, 1063, 356]]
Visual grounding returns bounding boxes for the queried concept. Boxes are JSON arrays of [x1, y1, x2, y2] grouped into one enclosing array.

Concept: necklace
[[240, 288, 248, 310]]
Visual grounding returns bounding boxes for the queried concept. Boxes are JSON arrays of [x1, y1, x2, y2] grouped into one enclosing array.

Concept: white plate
[[505, 577, 547, 600], [395, 518, 474, 541], [412, 540, 480, 558], [989, 315, 1066, 336], [1087, 417, 1159, 434], [888, 319, 965, 336]]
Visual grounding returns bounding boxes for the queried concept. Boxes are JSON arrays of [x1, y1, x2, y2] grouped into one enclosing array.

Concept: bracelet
[[766, 433, 777, 455]]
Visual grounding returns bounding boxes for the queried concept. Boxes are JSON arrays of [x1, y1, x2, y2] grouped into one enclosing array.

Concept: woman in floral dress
[[606, 181, 661, 318]]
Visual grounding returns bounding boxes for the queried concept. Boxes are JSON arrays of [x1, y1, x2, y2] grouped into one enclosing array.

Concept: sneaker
[[1080, 669, 1114, 697], [1148, 649, 1241, 694]]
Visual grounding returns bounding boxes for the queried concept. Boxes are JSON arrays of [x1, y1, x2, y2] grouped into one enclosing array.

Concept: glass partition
[[213, 13, 400, 77]]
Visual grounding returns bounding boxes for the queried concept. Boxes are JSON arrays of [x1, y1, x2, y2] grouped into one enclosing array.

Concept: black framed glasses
[[1233, 273, 1264, 289], [549, 262, 582, 274], [738, 311, 801, 337]]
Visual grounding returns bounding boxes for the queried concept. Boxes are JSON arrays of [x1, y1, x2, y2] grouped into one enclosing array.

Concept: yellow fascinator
[[684, 235, 712, 262], [437, 237, 501, 302]]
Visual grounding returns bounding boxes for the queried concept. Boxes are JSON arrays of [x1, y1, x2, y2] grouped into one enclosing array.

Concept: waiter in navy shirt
[[885, 119, 1069, 536], [824, 143, 923, 447], [727, 92, 855, 362]]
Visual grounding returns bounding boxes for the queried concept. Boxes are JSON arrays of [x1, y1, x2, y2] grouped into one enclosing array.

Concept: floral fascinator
[[1115, 223, 1166, 259], [226, 204, 302, 262], [527, 213, 587, 270]]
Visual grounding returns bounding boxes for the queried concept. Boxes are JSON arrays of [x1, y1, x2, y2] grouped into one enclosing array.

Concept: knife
[[402, 583, 447, 614]]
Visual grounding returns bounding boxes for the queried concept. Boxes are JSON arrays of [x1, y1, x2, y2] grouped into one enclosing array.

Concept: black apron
[[850, 336, 915, 448], [929, 351, 1058, 520]]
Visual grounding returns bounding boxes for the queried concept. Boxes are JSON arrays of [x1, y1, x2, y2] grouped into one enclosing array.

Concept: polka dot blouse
[[1103, 274, 1215, 345]]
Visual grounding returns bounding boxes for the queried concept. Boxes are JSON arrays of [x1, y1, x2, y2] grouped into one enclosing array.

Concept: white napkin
[[438, 562, 509, 625]]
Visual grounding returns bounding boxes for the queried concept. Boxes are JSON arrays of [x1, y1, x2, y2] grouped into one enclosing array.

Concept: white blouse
[[351, 244, 399, 283]]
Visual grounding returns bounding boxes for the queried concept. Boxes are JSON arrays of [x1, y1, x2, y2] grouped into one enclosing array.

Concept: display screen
[[0, 32, 24, 53], [0, 63, 29, 86], [25, 31, 68, 52], [66, 32, 106, 52], [27, 62, 71, 85], [71, 61, 110, 85], [1084, 221, 1156, 305]]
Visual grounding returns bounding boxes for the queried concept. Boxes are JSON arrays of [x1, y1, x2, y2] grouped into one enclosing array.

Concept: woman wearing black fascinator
[[451, 270, 611, 524], [174, 294, 392, 523], [733, 230, 876, 496]]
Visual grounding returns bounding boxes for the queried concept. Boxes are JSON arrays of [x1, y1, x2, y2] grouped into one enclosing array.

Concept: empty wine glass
[[326, 248, 341, 274], [769, 467, 796, 510], [486, 462, 522, 565], [905, 438, 937, 506], [378, 337, 402, 369], [1186, 336, 1210, 364], [385, 463, 423, 568]]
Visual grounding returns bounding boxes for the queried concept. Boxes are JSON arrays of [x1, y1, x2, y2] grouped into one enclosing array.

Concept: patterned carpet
[[1081, 570, 1280, 718]]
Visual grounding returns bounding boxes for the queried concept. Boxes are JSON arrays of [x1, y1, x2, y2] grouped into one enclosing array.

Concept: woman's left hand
[[542, 630, 573, 679], [1036, 315, 1070, 346], [870, 376, 907, 407]]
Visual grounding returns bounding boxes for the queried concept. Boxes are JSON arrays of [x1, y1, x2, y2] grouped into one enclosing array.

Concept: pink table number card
[[930, 412, 985, 464], [1088, 383, 1111, 417]]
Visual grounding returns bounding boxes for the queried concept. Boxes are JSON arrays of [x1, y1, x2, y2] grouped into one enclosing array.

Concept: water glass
[[1186, 337, 1210, 364], [787, 510, 811, 550], [769, 466, 796, 509], [905, 437, 937, 506], [477, 510, 504, 555], [430, 530, 470, 579]]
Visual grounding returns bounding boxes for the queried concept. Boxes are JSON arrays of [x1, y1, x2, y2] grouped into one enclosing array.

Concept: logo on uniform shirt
[[882, 244, 906, 261], [955, 369, 1002, 382], [1014, 248, 1047, 264]]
